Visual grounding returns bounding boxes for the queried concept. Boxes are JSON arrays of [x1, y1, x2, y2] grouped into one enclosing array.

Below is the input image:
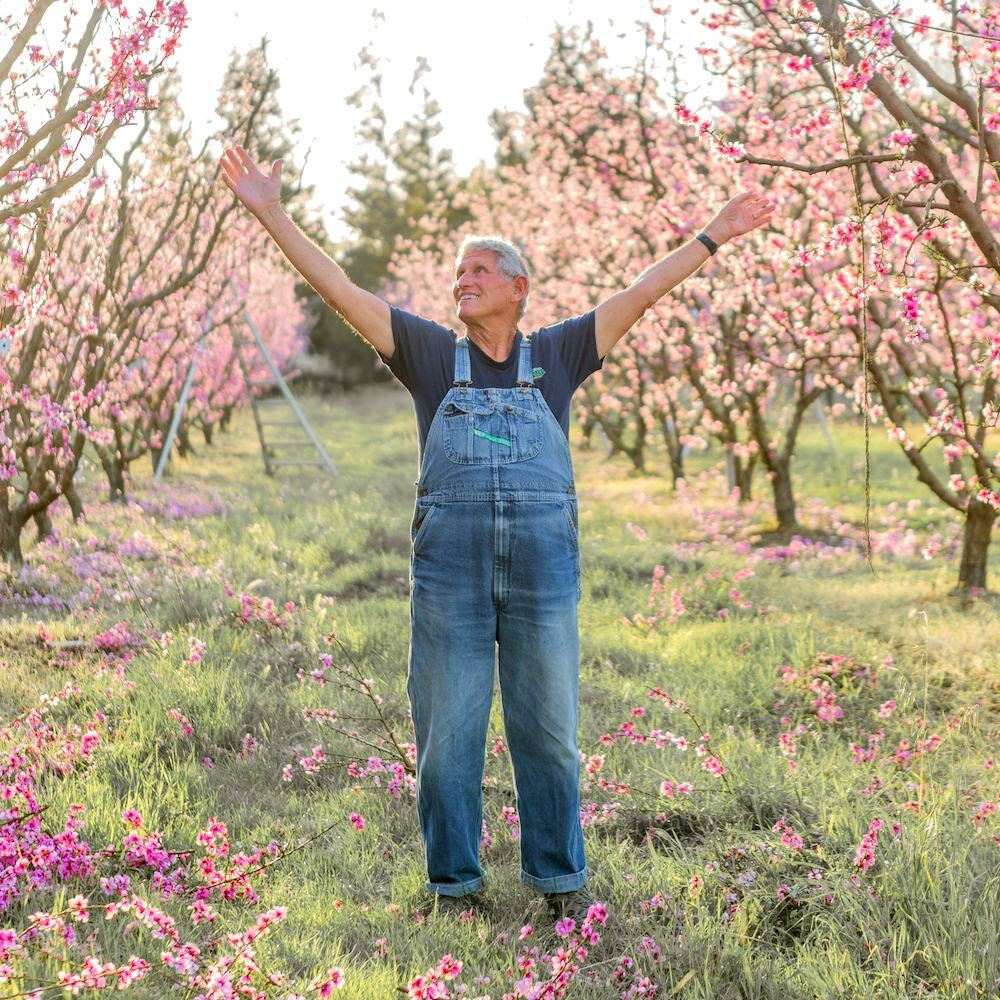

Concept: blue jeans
[[408, 498, 587, 895]]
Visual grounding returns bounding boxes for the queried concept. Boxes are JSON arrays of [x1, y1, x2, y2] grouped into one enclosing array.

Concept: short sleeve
[[382, 306, 454, 396], [546, 310, 602, 391]]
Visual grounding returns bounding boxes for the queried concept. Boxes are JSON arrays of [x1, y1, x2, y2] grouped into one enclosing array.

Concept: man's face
[[453, 250, 520, 323]]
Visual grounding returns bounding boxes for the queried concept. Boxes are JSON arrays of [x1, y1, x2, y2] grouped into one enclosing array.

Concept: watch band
[[695, 232, 718, 256]]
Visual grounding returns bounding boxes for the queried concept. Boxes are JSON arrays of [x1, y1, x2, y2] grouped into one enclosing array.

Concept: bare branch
[[741, 151, 902, 174]]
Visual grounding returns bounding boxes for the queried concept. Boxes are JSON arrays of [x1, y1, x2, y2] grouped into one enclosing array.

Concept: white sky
[[171, 1, 710, 240]]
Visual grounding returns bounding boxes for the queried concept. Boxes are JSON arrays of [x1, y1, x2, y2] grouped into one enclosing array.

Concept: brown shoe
[[545, 884, 597, 923], [424, 892, 481, 918]]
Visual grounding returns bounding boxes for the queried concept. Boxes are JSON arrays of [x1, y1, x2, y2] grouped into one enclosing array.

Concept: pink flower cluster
[[308, 966, 346, 994], [286, 744, 326, 778], [344, 755, 416, 799], [772, 818, 804, 851], [505, 903, 608, 998], [853, 817, 885, 872], [226, 588, 295, 634], [671, 103, 746, 161], [628, 563, 760, 631], [838, 57, 875, 92], [896, 287, 928, 344], [500, 805, 521, 841], [56, 955, 152, 993], [298, 652, 334, 685], [406, 953, 463, 999], [658, 780, 693, 798], [167, 707, 194, 736], [972, 797, 997, 836], [1, 715, 105, 913]]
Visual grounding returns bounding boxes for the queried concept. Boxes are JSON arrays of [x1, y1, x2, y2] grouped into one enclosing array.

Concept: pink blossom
[[318, 967, 345, 994], [888, 128, 916, 146], [555, 917, 576, 937]]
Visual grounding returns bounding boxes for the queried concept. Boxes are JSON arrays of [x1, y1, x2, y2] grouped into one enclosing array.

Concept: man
[[220, 145, 774, 921]]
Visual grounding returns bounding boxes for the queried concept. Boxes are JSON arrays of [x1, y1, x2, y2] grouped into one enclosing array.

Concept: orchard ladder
[[233, 305, 336, 478]]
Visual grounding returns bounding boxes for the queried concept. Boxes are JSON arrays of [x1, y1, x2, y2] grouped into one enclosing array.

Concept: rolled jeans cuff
[[520, 865, 588, 894], [426, 874, 486, 897]]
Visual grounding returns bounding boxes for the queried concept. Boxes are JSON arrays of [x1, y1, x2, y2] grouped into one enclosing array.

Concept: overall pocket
[[563, 499, 579, 547], [410, 502, 440, 557], [442, 398, 544, 465], [563, 499, 582, 601]]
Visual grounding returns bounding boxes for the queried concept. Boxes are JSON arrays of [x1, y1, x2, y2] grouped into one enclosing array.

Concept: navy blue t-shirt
[[380, 307, 603, 461]]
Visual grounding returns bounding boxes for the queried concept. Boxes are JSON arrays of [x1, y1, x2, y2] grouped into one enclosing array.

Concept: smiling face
[[453, 250, 524, 326]]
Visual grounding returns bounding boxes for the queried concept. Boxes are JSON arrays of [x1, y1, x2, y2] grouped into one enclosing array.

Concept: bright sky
[[172, 1, 710, 240]]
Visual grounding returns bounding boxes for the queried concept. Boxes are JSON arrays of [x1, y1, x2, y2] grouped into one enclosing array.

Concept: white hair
[[455, 234, 531, 320]]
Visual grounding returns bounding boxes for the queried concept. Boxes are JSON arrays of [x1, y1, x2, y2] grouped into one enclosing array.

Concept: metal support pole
[[154, 341, 203, 483]]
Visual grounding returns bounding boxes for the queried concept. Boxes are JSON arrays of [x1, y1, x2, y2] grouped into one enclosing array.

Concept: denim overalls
[[407, 334, 588, 897]]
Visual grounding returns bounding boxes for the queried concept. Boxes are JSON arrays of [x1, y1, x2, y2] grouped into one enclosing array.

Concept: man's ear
[[511, 274, 528, 304]]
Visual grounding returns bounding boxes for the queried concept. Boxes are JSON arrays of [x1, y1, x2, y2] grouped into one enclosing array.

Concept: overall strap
[[453, 336, 472, 389], [516, 334, 534, 389]]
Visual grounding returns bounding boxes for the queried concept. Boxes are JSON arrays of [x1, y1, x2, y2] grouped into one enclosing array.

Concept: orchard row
[[2, 1, 998, 591], [1, 2, 306, 565]]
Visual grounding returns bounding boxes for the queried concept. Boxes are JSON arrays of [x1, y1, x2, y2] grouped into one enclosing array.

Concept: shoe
[[544, 884, 597, 923], [424, 892, 481, 917]]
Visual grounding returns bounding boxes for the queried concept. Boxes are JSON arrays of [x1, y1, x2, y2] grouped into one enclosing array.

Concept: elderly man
[[221, 145, 773, 921]]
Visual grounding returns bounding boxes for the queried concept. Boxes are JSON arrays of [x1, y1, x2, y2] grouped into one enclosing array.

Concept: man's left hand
[[705, 190, 776, 245]]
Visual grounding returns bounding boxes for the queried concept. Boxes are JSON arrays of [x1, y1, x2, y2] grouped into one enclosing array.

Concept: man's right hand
[[220, 145, 282, 221], [217, 144, 394, 360]]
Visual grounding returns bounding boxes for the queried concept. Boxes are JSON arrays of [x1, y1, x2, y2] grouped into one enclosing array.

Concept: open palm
[[219, 145, 282, 218], [712, 190, 775, 242]]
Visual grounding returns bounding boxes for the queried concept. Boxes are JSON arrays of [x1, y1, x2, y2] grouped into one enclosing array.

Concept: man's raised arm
[[594, 190, 775, 360], [219, 145, 394, 360]]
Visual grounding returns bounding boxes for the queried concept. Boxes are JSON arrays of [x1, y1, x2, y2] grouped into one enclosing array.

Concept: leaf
[[670, 970, 695, 995]]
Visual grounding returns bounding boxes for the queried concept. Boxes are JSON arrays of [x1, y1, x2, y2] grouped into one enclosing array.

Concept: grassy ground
[[1, 384, 998, 999]]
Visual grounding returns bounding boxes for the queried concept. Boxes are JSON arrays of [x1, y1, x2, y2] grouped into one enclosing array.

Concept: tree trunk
[[732, 454, 754, 503], [64, 481, 85, 522], [597, 416, 645, 471], [666, 444, 684, 487], [98, 448, 128, 503], [956, 497, 996, 592], [33, 508, 53, 541], [626, 419, 646, 473], [770, 457, 799, 533], [659, 420, 685, 487], [201, 421, 214, 445], [176, 424, 193, 458], [0, 506, 25, 566]]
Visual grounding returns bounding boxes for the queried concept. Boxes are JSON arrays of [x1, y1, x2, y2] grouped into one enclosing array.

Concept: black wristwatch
[[695, 232, 718, 255]]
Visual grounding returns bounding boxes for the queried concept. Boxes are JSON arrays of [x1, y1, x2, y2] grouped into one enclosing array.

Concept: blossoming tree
[[0, 6, 305, 563], [1, 0, 188, 560], [694, 0, 1000, 586]]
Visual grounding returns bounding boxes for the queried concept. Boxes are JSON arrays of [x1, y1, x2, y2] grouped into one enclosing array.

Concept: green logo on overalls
[[532, 367, 545, 380], [474, 429, 512, 447]]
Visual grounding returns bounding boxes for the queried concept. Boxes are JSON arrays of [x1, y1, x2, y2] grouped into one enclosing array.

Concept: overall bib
[[407, 334, 588, 896]]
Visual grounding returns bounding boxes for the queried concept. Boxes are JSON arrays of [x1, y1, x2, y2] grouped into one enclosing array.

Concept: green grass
[[1, 384, 998, 999]]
